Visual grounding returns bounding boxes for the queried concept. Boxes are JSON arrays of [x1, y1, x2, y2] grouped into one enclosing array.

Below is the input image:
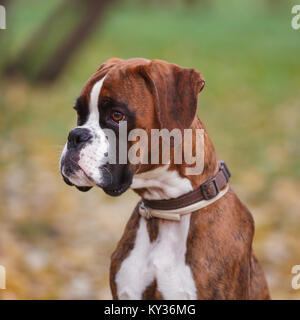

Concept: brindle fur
[[74, 58, 269, 300]]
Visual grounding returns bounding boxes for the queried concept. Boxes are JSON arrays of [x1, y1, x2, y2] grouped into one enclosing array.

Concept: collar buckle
[[200, 178, 219, 200]]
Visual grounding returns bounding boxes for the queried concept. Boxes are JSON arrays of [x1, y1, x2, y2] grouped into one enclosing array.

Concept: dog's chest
[[115, 215, 197, 300]]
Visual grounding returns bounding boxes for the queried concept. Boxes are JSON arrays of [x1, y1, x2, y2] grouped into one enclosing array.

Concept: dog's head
[[60, 58, 205, 196]]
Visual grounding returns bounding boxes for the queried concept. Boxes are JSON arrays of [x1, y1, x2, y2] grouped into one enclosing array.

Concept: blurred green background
[[0, 0, 299, 299]]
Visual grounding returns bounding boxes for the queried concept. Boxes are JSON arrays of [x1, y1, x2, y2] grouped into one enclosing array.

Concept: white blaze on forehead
[[88, 76, 106, 125], [77, 76, 109, 185]]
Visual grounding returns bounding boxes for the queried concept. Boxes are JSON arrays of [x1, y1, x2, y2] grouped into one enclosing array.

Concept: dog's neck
[[131, 116, 219, 201]]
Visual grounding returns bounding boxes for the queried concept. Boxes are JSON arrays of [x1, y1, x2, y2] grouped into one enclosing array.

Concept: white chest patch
[[116, 166, 197, 300], [115, 215, 197, 300]]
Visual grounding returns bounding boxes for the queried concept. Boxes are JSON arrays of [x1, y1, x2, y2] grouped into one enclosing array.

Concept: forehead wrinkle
[[101, 69, 139, 104]]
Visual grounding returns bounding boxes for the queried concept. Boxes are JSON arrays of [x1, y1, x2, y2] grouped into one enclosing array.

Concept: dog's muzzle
[[60, 127, 134, 195], [60, 127, 96, 191]]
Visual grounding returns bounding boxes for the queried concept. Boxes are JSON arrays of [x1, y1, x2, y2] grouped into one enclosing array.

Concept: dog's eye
[[111, 111, 125, 123]]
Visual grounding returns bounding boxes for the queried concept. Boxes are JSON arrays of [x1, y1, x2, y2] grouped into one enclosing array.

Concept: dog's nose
[[67, 128, 92, 149]]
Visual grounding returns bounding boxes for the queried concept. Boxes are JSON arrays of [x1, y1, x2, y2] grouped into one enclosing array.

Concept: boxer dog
[[60, 58, 270, 299]]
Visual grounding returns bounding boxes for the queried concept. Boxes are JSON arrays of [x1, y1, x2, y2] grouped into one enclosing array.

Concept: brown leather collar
[[142, 161, 231, 211]]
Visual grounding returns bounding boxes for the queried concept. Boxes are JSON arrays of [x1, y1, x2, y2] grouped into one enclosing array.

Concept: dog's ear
[[137, 59, 205, 130]]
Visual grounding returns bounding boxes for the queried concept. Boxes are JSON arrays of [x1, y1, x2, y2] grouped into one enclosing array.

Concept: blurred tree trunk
[[5, 0, 115, 83], [36, 0, 114, 82]]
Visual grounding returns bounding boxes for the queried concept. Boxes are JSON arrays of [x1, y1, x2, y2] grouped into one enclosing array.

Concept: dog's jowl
[[60, 58, 270, 300]]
